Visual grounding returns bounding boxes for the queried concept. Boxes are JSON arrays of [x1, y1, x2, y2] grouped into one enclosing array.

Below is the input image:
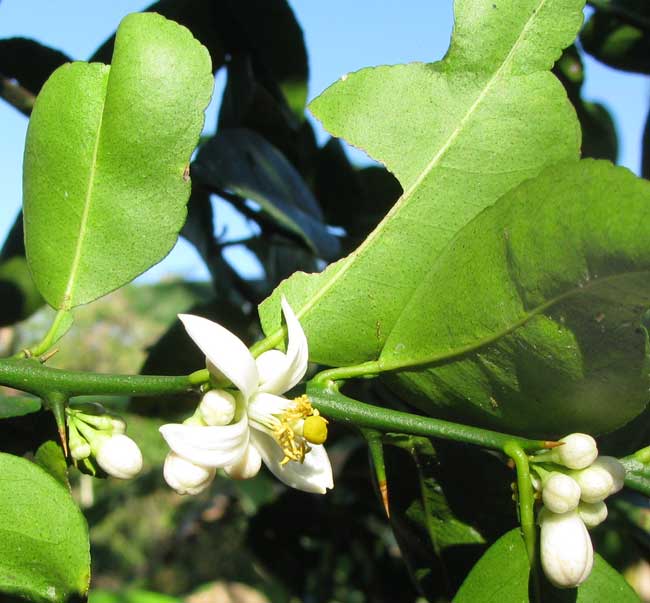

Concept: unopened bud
[[572, 464, 614, 503], [163, 452, 215, 495], [554, 433, 598, 470], [255, 349, 288, 385], [199, 389, 236, 426], [578, 501, 608, 528], [225, 445, 262, 480], [592, 456, 625, 495], [94, 434, 143, 479], [542, 472, 581, 514], [539, 507, 593, 588]]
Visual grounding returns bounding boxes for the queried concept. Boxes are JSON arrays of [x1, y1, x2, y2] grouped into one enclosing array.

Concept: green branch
[[0, 357, 196, 399], [307, 381, 553, 453]]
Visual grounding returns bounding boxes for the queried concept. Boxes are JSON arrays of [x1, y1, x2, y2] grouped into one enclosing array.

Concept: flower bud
[[163, 452, 215, 495], [572, 464, 614, 503], [199, 389, 236, 426], [578, 501, 608, 528], [94, 434, 143, 479], [539, 508, 593, 588], [255, 349, 288, 385], [542, 472, 581, 514], [70, 440, 92, 461], [592, 456, 625, 495], [554, 433, 598, 470], [225, 445, 262, 480]]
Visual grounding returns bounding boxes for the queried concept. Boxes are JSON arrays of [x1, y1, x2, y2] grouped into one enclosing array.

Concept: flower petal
[[179, 313, 258, 399], [225, 444, 262, 480], [250, 430, 333, 493], [163, 452, 216, 495], [159, 414, 249, 468], [257, 297, 308, 395]]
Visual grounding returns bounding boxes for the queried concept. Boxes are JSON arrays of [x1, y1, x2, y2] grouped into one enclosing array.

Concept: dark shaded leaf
[[34, 438, 69, 487], [580, 1, 650, 73], [0, 37, 70, 94], [553, 46, 618, 162], [194, 128, 340, 259], [0, 212, 44, 327]]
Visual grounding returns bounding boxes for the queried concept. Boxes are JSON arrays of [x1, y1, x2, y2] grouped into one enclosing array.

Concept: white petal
[[225, 444, 262, 480], [257, 297, 308, 395], [159, 414, 249, 468], [250, 430, 333, 494], [163, 452, 216, 495], [179, 313, 258, 399]]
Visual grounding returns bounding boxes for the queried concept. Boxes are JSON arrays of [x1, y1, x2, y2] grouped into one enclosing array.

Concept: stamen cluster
[[530, 433, 625, 588]]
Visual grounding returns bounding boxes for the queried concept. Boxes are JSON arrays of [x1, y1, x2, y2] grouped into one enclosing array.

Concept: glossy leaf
[[23, 13, 213, 310], [260, 0, 583, 366], [0, 452, 90, 602], [193, 128, 340, 259], [383, 160, 650, 436]]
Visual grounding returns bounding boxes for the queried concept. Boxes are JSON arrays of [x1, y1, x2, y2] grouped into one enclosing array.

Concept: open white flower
[[160, 297, 333, 495]]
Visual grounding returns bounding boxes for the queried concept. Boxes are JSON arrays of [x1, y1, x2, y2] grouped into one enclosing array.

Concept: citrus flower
[[160, 297, 333, 495]]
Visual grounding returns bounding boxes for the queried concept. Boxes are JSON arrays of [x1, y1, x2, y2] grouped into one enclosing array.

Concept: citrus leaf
[[382, 160, 650, 436], [0, 394, 41, 419], [454, 528, 639, 602], [259, 0, 583, 366], [23, 13, 213, 310], [0, 452, 90, 602]]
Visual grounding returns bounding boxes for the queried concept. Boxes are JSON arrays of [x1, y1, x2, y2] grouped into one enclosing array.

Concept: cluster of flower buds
[[531, 433, 625, 589], [66, 404, 143, 479]]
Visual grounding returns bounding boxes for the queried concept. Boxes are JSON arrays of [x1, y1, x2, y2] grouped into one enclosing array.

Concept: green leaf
[[454, 528, 639, 602], [260, 0, 583, 366], [382, 160, 650, 436], [580, 1, 650, 74], [34, 439, 69, 487], [0, 452, 89, 602], [0, 394, 41, 419], [453, 529, 530, 603], [23, 13, 213, 310], [194, 128, 339, 259]]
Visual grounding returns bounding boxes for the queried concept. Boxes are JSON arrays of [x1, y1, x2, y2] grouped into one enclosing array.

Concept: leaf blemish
[[183, 165, 190, 182]]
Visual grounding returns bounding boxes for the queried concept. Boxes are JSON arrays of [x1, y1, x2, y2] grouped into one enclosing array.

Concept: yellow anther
[[303, 415, 328, 445]]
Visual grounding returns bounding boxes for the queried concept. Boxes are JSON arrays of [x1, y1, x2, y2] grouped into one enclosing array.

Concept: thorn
[[543, 440, 564, 449], [39, 348, 59, 364], [50, 397, 69, 456], [379, 480, 390, 518]]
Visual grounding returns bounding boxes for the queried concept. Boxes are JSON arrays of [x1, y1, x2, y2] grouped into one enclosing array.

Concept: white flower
[[539, 507, 594, 588], [93, 433, 143, 479], [160, 297, 333, 495], [542, 472, 581, 514], [592, 456, 626, 495], [552, 433, 598, 470]]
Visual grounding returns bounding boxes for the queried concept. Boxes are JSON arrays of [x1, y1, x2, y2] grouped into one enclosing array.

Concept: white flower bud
[[225, 445, 262, 480], [540, 508, 594, 588], [542, 472, 581, 514], [70, 441, 91, 461], [554, 433, 598, 470], [163, 452, 215, 495], [592, 456, 625, 495], [110, 416, 126, 434], [572, 464, 614, 503], [94, 434, 143, 479], [578, 501, 608, 528], [199, 389, 236, 426]]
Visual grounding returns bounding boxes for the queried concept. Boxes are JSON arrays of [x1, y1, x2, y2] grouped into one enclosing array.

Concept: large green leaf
[[259, 0, 583, 366], [0, 394, 41, 419], [383, 160, 650, 436], [0, 453, 90, 602], [23, 13, 213, 310], [454, 528, 639, 602]]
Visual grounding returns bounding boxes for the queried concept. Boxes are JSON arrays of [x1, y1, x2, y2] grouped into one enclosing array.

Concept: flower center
[[249, 394, 328, 466]]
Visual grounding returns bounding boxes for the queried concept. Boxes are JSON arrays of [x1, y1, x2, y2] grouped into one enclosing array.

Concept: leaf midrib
[[61, 88, 107, 310], [378, 269, 650, 373], [265, 0, 549, 348]]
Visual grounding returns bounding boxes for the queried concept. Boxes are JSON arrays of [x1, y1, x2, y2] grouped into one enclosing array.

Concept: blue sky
[[0, 1, 648, 282]]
